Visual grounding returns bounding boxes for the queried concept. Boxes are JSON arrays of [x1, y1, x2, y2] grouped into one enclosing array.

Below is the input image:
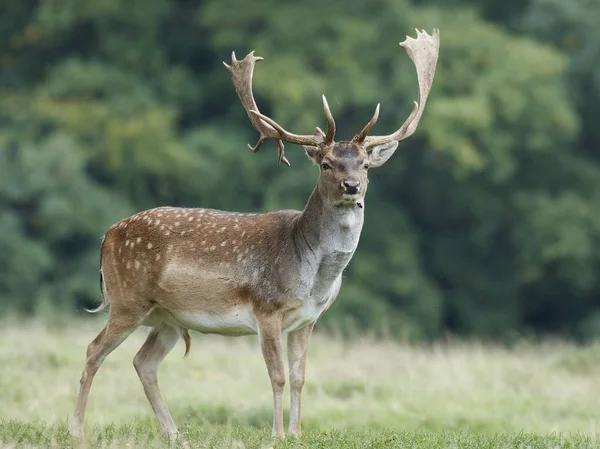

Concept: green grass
[[1, 422, 599, 449], [2, 319, 600, 447]]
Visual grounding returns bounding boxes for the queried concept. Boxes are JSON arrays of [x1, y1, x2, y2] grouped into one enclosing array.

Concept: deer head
[[224, 29, 440, 209]]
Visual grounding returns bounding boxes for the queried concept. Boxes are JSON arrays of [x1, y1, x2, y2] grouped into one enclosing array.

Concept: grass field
[[2, 319, 600, 448]]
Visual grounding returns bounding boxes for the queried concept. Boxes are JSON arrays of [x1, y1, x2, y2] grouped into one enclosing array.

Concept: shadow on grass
[[175, 403, 275, 429], [173, 403, 329, 434]]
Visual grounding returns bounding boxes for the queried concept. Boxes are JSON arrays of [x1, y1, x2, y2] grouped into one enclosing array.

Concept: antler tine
[[322, 95, 336, 144], [225, 51, 325, 165], [353, 103, 380, 143], [249, 110, 324, 148], [359, 29, 440, 149]]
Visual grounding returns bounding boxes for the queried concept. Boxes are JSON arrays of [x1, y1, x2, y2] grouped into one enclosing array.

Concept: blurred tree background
[[1, 0, 599, 341]]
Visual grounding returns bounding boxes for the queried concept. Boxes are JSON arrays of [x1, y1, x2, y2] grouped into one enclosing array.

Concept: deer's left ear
[[368, 141, 399, 168], [303, 145, 321, 164]]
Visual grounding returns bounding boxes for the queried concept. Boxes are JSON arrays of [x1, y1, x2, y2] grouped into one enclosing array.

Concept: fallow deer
[[69, 29, 440, 439]]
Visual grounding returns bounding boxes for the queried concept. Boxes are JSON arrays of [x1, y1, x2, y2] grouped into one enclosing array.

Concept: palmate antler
[[226, 29, 439, 164], [224, 52, 336, 166], [353, 29, 440, 149]]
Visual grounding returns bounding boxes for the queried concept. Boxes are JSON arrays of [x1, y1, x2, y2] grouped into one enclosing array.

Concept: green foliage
[[518, 0, 600, 169], [0, 0, 598, 340]]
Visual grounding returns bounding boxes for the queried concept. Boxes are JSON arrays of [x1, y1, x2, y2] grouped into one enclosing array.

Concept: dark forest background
[[1, 0, 600, 341]]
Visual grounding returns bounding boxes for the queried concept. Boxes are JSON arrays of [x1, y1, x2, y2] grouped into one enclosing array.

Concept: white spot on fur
[[137, 237, 142, 244], [210, 246, 216, 251], [156, 254, 161, 261], [147, 243, 153, 249], [241, 231, 246, 237], [165, 231, 171, 236], [188, 217, 194, 222], [125, 240, 130, 247], [175, 222, 180, 227], [126, 261, 131, 269], [135, 260, 141, 270], [221, 241, 227, 247]]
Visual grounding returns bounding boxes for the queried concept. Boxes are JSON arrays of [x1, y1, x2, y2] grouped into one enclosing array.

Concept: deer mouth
[[338, 193, 363, 208]]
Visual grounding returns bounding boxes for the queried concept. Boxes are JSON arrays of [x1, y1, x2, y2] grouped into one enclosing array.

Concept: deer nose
[[342, 179, 361, 194]]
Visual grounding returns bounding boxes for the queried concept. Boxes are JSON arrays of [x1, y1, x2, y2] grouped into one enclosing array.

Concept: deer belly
[[169, 306, 258, 336]]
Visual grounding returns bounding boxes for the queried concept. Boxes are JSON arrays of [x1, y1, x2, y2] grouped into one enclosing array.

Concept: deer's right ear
[[303, 146, 321, 164]]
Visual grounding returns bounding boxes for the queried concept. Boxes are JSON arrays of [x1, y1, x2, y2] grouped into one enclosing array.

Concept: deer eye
[[363, 163, 370, 170], [321, 162, 331, 171]]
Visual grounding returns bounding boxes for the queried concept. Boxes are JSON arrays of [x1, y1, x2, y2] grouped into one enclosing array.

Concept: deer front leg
[[287, 323, 314, 437], [257, 317, 285, 437]]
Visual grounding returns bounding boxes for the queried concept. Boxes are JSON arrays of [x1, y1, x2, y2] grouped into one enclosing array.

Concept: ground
[[1, 318, 600, 448]]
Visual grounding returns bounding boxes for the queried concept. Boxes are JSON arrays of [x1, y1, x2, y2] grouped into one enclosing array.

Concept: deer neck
[[291, 187, 364, 299]]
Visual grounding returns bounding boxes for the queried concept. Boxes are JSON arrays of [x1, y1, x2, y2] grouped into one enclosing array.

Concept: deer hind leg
[[69, 304, 151, 438], [257, 315, 285, 437], [133, 325, 181, 437]]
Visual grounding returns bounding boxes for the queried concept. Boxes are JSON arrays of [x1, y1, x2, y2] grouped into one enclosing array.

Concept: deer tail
[[86, 235, 110, 313]]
